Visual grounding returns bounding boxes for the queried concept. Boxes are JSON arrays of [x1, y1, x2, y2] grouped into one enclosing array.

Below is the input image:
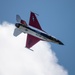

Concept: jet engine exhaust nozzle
[[15, 23, 20, 28]]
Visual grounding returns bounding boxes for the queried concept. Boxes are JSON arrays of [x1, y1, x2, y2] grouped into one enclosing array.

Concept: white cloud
[[0, 22, 68, 75]]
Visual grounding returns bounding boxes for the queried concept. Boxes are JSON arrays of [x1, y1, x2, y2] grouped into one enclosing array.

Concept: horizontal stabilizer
[[13, 28, 22, 36]]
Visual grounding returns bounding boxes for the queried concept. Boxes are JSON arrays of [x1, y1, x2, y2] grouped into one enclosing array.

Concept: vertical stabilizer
[[16, 15, 21, 22]]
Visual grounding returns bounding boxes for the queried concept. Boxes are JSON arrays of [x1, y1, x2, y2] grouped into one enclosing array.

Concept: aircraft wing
[[29, 12, 43, 30], [26, 34, 40, 49]]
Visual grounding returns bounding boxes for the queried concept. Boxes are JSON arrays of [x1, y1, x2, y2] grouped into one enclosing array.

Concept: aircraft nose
[[15, 23, 20, 28], [59, 41, 64, 45]]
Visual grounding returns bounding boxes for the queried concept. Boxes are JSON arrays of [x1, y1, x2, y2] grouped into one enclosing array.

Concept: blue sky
[[0, 0, 75, 75]]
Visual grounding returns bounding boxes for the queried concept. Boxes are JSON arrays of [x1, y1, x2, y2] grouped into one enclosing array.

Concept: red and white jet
[[14, 12, 64, 50]]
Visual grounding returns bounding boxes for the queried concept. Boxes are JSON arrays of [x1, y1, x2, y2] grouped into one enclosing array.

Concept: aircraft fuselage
[[15, 23, 64, 45]]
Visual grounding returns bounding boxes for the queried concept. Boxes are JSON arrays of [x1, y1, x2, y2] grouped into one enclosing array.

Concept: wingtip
[[30, 11, 39, 16], [25, 47, 34, 51]]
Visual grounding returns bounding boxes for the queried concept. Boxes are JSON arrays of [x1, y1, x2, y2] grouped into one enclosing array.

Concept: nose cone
[[59, 42, 64, 45], [58, 41, 64, 45], [55, 39, 64, 45]]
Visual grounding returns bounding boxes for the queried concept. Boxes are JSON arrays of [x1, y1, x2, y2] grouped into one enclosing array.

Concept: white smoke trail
[[0, 22, 68, 75]]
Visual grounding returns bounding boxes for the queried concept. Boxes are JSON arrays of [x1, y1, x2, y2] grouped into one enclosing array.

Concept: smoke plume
[[0, 22, 68, 75]]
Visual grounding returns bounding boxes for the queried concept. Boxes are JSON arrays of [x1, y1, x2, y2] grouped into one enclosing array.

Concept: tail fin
[[16, 15, 27, 26], [16, 15, 21, 23]]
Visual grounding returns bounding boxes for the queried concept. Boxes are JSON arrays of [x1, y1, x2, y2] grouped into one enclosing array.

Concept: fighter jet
[[14, 12, 64, 50]]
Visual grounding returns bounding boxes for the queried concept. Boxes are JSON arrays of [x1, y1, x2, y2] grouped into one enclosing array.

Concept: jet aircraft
[[14, 12, 64, 50]]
